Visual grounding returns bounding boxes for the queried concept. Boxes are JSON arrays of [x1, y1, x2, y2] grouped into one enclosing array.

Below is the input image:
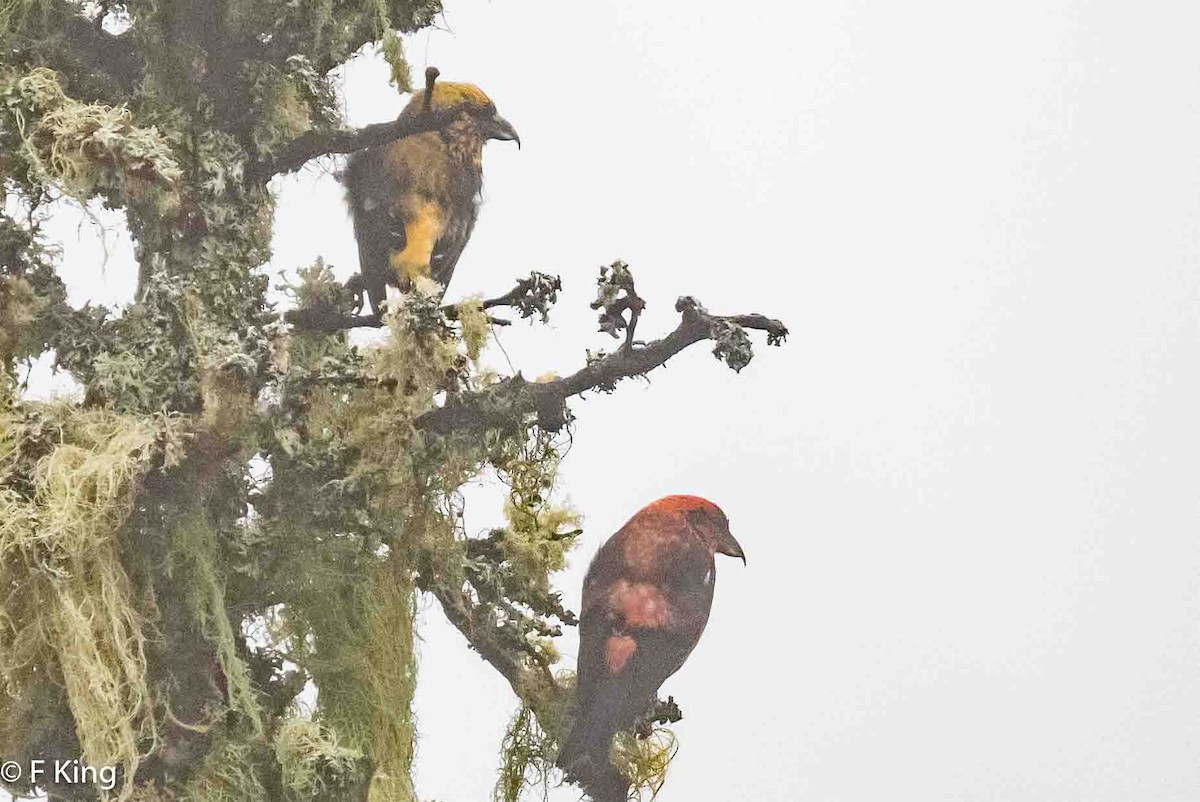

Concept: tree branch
[[415, 296, 789, 436], [283, 273, 561, 332], [283, 303, 512, 333], [284, 308, 385, 332], [58, 11, 142, 90], [10, 2, 144, 99], [250, 108, 459, 181], [430, 586, 534, 692], [428, 584, 568, 737]]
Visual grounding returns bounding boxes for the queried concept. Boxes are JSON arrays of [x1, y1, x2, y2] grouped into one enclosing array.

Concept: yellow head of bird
[[400, 81, 521, 148]]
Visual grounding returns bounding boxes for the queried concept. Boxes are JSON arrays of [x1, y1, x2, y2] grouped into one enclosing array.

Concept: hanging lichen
[[381, 30, 414, 93], [275, 716, 365, 800], [458, 295, 491, 365], [180, 734, 271, 802], [262, 295, 469, 801], [0, 405, 164, 800], [494, 704, 555, 802], [167, 509, 264, 736], [276, 550, 419, 802]]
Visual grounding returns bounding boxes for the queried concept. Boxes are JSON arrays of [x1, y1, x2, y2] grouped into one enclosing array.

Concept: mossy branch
[[427, 582, 570, 735], [416, 294, 789, 436], [429, 585, 545, 693], [283, 272, 562, 332]]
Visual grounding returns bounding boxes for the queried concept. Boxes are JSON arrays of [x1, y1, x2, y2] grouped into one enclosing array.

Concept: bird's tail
[[557, 679, 632, 802]]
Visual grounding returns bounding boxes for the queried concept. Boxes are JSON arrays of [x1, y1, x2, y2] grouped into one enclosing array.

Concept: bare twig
[[476, 271, 561, 322]]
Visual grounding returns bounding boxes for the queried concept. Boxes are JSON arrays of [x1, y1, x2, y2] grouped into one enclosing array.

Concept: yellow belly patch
[[390, 201, 445, 286]]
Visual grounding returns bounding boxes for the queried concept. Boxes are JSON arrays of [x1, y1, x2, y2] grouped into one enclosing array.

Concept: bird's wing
[[429, 205, 478, 290], [580, 538, 625, 620], [561, 536, 715, 794], [563, 592, 703, 787], [345, 147, 406, 314], [578, 533, 714, 675], [573, 540, 626, 715], [574, 550, 713, 731]]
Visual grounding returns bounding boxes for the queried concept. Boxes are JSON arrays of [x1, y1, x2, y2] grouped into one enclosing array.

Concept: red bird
[[558, 495, 746, 800]]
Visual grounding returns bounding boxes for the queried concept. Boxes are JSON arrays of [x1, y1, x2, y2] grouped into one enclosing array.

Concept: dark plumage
[[558, 495, 746, 801], [344, 81, 519, 312]]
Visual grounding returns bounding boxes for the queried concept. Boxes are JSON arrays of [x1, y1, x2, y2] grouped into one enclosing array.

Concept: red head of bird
[[639, 494, 746, 565]]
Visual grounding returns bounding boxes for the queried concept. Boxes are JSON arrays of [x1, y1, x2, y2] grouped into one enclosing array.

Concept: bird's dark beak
[[485, 113, 521, 149], [717, 529, 746, 565]]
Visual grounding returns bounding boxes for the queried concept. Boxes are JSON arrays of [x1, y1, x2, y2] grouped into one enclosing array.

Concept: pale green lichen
[[381, 30, 413, 93], [494, 704, 555, 802], [168, 509, 263, 735], [458, 296, 490, 365], [279, 554, 419, 802], [275, 716, 364, 799], [180, 735, 270, 802], [252, 74, 313, 156], [1, 67, 181, 205], [612, 729, 678, 802], [0, 405, 162, 801]]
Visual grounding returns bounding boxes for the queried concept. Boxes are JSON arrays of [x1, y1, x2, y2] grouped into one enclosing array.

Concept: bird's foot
[[633, 695, 683, 738], [345, 273, 368, 314]]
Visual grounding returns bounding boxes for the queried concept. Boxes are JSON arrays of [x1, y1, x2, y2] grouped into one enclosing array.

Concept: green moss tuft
[[275, 716, 365, 799], [458, 296, 490, 365], [612, 729, 678, 801], [180, 735, 270, 802]]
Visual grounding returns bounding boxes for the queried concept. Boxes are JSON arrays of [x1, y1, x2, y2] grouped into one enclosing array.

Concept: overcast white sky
[[17, 1, 1200, 801]]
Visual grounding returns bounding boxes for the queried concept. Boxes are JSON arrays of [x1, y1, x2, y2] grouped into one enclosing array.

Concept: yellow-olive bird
[[344, 81, 519, 312]]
